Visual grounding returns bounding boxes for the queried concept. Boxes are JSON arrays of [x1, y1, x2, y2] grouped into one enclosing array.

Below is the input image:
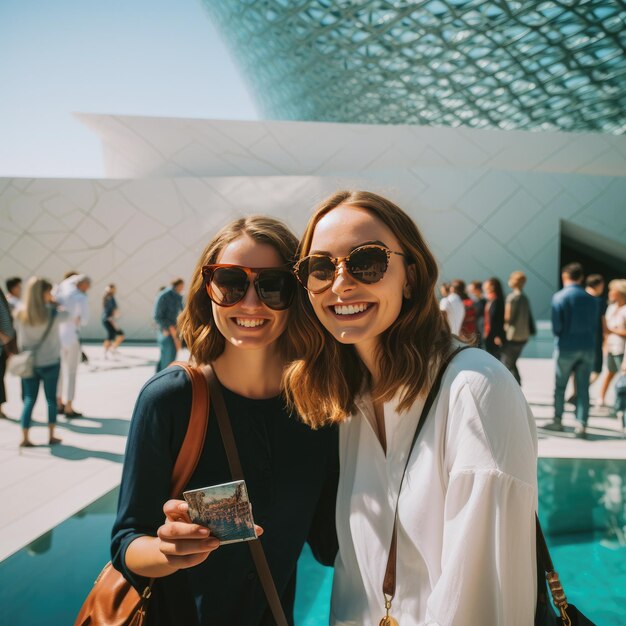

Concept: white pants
[[57, 341, 80, 403]]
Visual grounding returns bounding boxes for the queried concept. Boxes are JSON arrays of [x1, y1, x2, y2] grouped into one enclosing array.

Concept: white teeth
[[235, 318, 266, 328], [333, 304, 369, 315]]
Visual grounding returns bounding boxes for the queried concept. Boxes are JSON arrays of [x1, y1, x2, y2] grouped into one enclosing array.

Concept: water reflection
[[538, 458, 626, 541], [2, 460, 625, 625], [26, 530, 53, 556]]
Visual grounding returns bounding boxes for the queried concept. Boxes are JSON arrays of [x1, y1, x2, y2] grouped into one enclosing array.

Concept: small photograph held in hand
[[183, 480, 257, 544]]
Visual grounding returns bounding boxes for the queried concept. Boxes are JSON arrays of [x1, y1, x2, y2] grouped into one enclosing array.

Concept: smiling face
[[306, 205, 409, 357], [211, 235, 289, 352]]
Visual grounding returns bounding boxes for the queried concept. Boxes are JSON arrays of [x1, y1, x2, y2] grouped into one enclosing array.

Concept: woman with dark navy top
[[111, 216, 338, 626]]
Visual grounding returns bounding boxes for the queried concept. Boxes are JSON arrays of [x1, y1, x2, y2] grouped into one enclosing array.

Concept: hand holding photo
[[183, 480, 257, 545]]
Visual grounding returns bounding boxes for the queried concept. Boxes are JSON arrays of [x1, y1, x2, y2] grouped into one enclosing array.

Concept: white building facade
[[1, 114, 625, 340]]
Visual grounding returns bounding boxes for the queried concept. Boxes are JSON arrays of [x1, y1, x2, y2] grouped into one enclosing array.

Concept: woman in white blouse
[[598, 278, 626, 406], [285, 190, 538, 626]]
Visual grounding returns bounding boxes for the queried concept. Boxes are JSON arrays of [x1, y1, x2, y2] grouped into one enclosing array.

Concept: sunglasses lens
[[257, 270, 295, 310], [348, 247, 388, 284], [209, 267, 248, 306], [299, 256, 336, 293]]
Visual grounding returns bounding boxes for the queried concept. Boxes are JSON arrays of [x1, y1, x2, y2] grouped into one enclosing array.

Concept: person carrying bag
[[87, 217, 338, 626], [8, 311, 55, 378]]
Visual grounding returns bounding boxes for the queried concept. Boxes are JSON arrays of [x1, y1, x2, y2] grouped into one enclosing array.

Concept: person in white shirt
[[287, 190, 538, 626], [439, 280, 466, 335], [598, 279, 626, 406], [55, 274, 91, 417]]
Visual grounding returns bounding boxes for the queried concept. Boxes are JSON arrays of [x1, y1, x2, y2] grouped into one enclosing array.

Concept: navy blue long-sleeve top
[[153, 288, 183, 331], [551, 284, 600, 351], [102, 295, 118, 322], [111, 366, 339, 626]]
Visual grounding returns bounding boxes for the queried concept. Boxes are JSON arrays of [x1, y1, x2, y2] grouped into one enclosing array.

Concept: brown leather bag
[[74, 362, 209, 626]]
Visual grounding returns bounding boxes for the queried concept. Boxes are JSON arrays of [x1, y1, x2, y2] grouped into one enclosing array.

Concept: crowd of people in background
[[0, 272, 96, 445], [438, 271, 535, 385], [439, 264, 626, 437], [0, 271, 187, 446], [1, 260, 625, 446], [546, 264, 626, 437]]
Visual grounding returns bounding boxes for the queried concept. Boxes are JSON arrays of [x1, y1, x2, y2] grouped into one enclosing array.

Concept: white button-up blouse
[[330, 348, 538, 626]]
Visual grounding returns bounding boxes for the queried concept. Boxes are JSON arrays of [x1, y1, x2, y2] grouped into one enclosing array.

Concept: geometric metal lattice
[[204, 0, 626, 134]]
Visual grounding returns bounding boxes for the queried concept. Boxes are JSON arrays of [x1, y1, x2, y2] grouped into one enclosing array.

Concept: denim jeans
[[20, 361, 61, 429], [554, 348, 595, 426], [156, 333, 177, 373]]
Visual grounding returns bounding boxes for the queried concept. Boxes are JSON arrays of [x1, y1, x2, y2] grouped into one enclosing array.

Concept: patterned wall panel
[[2, 117, 625, 340]]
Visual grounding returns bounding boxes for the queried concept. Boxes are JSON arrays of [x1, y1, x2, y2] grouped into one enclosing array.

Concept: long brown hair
[[178, 216, 302, 365], [283, 190, 451, 427]]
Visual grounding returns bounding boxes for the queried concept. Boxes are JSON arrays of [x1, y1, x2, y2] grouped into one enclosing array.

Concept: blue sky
[[0, 0, 258, 177]]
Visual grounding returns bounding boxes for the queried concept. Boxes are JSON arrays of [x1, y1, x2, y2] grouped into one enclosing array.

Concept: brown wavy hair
[[283, 190, 452, 427], [178, 216, 302, 365]]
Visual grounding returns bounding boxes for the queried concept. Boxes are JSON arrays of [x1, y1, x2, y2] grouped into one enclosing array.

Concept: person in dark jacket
[[112, 216, 338, 626], [153, 278, 184, 372], [544, 262, 600, 438], [482, 277, 505, 359], [102, 284, 125, 358], [0, 287, 17, 420]]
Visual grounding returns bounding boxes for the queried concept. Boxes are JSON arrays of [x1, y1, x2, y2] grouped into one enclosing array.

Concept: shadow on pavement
[[50, 443, 124, 464], [60, 416, 130, 437], [537, 425, 624, 441]]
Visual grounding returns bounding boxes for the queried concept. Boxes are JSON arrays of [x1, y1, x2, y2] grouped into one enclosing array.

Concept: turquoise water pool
[[1, 458, 624, 625]]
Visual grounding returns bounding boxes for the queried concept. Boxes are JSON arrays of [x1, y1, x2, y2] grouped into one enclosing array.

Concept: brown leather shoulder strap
[[205, 365, 289, 626], [383, 346, 469, 600], [170, 362, 210, 498]]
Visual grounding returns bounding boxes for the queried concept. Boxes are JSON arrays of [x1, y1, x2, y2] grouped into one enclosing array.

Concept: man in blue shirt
[[153, 278, 184, 372], [545, 263, 600, 437]]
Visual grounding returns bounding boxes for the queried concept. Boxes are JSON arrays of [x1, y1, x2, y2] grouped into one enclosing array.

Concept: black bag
[[535, 517, 596, 625]]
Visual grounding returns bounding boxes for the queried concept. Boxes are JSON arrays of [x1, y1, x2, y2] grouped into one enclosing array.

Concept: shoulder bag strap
[[205, 365, 289, 626], [141, 362, 210, 597], [169, 362, 210, 498], [535, 514, 572, 622], [382, 346, 469, 616], [31, 310, 57, 355]]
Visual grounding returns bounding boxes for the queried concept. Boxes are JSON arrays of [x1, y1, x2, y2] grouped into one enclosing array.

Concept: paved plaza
[[1, 343, 625, 562]]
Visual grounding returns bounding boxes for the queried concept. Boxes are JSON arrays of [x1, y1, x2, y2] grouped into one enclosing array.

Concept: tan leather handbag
[[74, 362, 209, 626]]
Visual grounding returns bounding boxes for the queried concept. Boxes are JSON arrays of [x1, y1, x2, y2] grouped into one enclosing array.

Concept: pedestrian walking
[[598, 279, 626, 407], [454, 279, 478, 341], [0, 287, 17, 419], [5, 277, 22, 312], [153, 278, 184, 372], [13, 277, 69, 447], [439, 280, 465, 335], [482, 277, 505, 358], [501, 271, 535, 385], [467, 280, 486, 346], [545, 263, 600, 437], [56, 274, 91, 417], [585, 274, 606, 384], [102, 284, 125, 358]]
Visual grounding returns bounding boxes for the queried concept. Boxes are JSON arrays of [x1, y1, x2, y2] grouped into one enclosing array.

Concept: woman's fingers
[[254, 524, 264, 537], [158, 520, 209, 541], [163, 551, 215, 570], [158, 536, 220, 557], [163, 499, 191, 523], [157, 517, 221, 568]]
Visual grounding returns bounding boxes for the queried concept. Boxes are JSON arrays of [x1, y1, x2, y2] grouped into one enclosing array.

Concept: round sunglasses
[[201, 264, 296, 311], [293, 244, 405, 294]]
